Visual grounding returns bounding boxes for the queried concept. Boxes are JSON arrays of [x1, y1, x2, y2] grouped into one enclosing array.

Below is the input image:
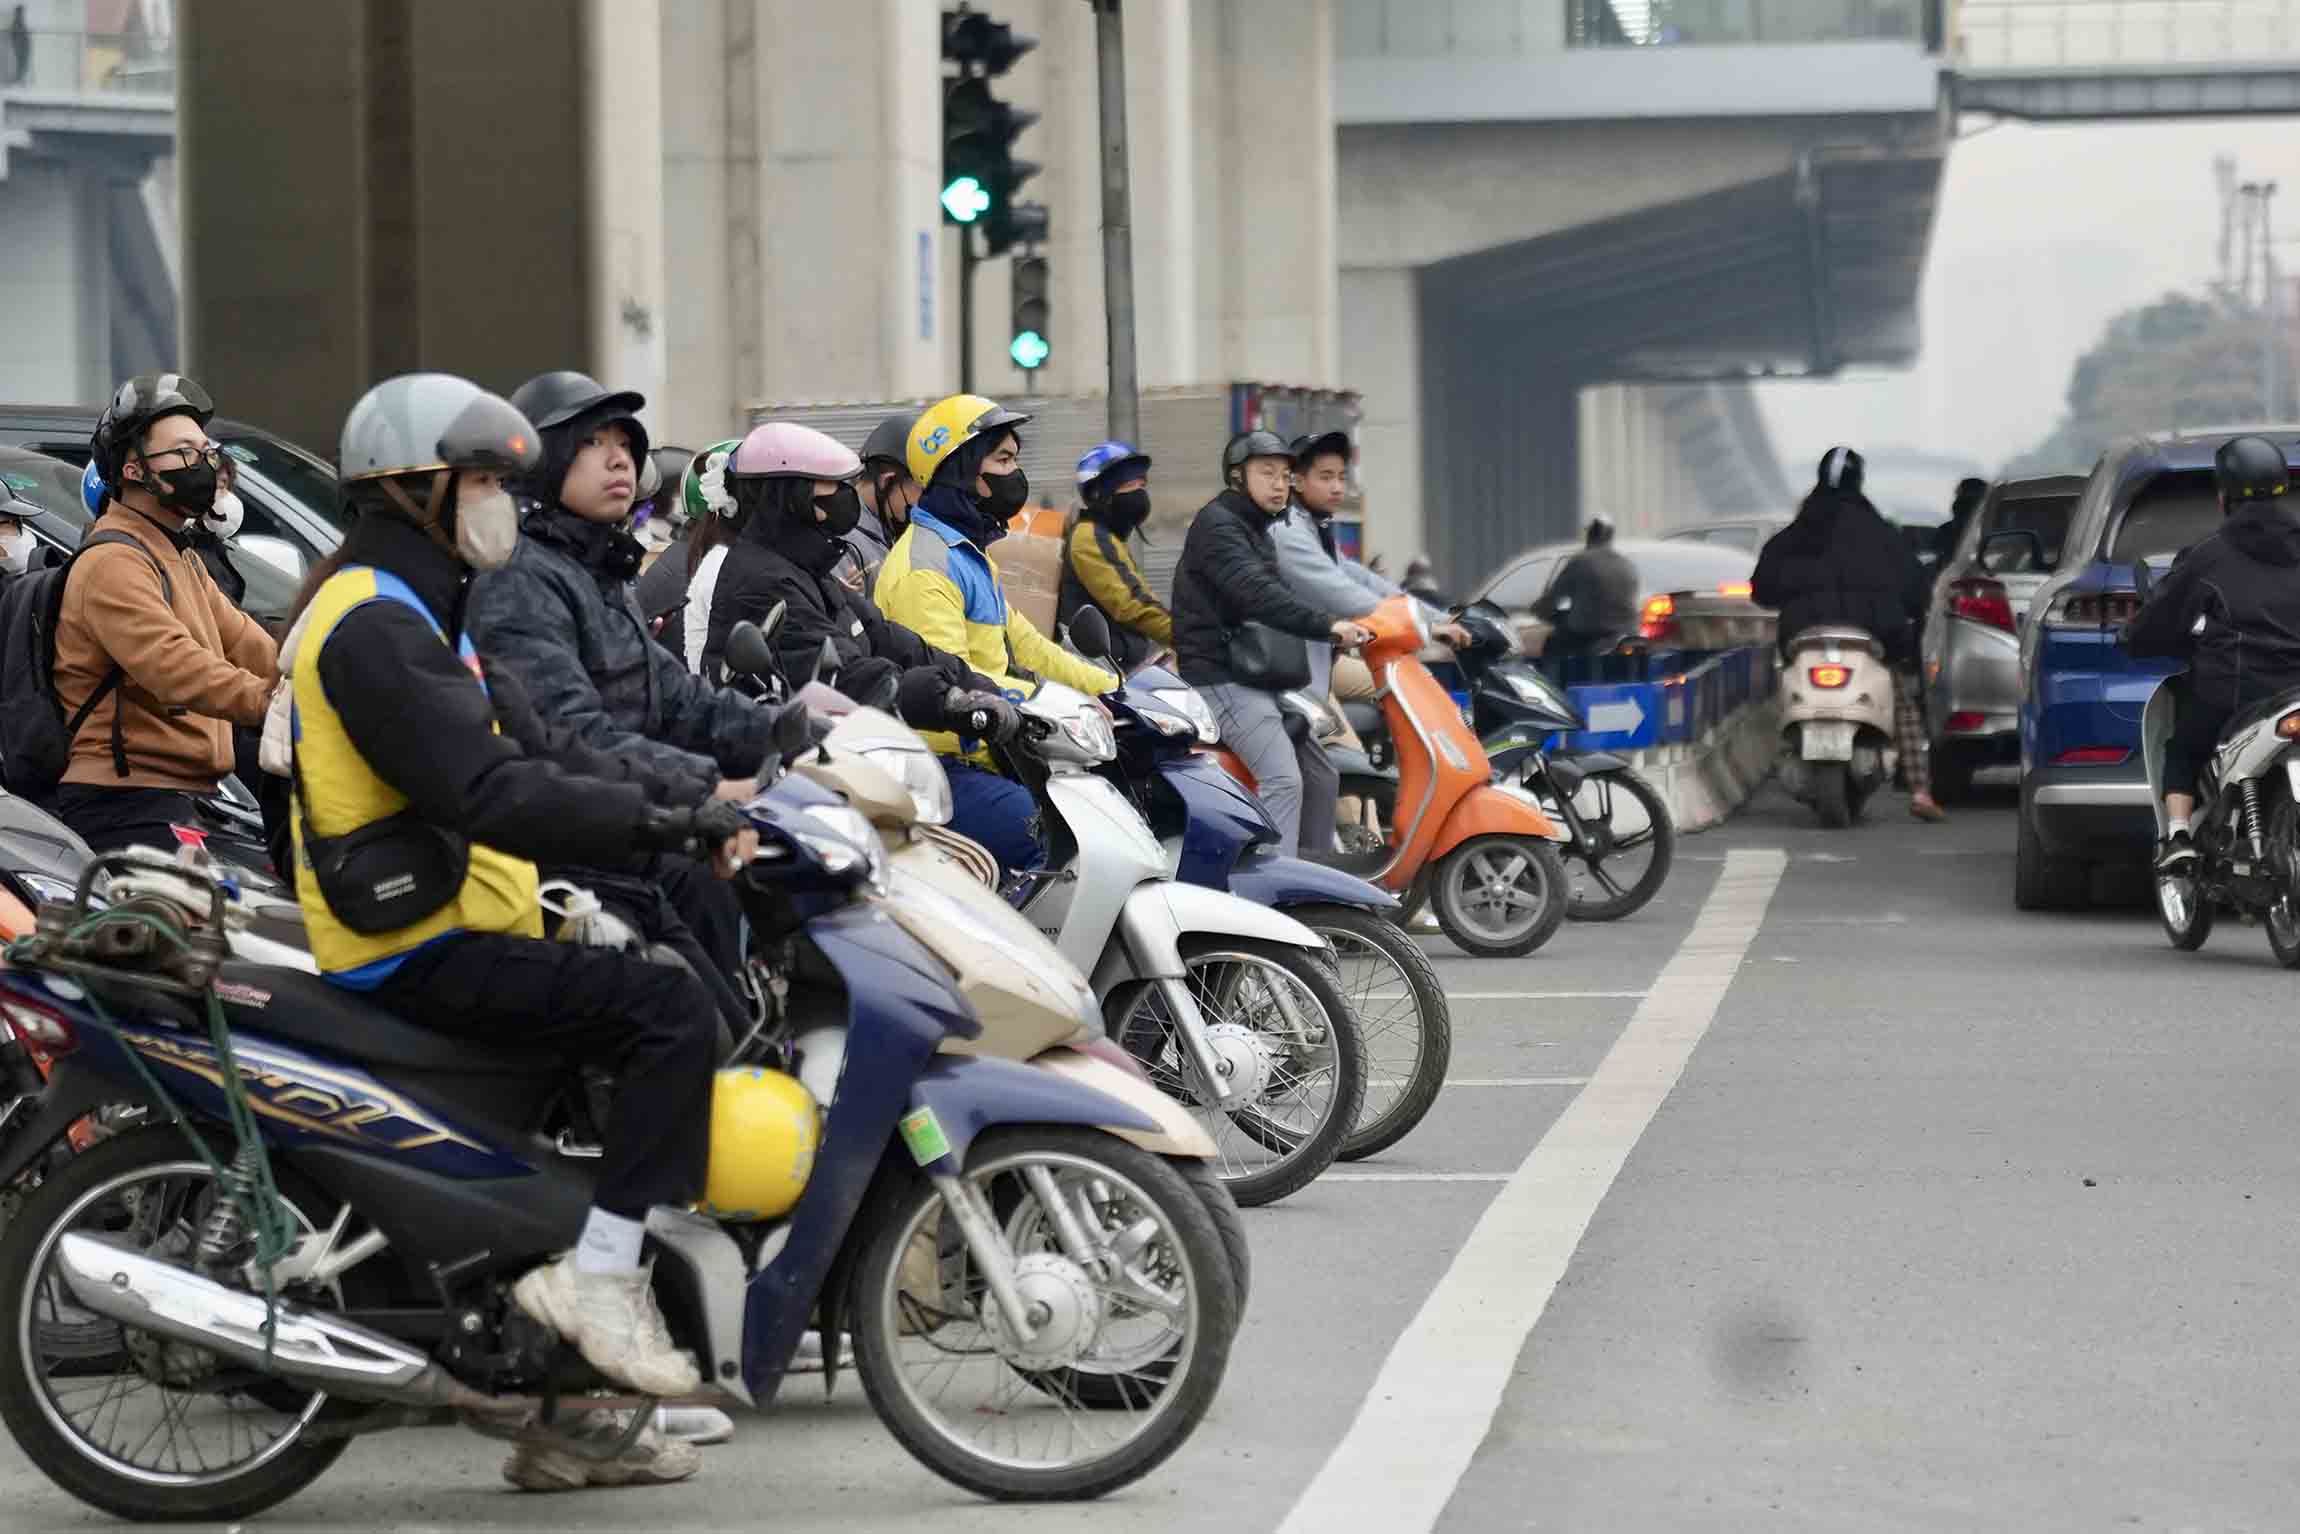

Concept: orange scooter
[[1213, 595, 1570, 957]]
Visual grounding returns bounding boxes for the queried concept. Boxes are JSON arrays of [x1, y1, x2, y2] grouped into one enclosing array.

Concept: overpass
[[1954, 0, 2300, 117]]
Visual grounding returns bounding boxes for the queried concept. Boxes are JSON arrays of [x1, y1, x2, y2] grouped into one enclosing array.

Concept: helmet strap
[[381, 471, 456, 553]]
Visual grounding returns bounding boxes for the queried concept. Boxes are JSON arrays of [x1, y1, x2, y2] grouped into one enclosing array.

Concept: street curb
[[1621, 696, 1781, 835]]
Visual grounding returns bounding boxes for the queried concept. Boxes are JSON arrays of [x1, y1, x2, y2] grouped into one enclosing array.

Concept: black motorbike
[[1335, 602, 1676, 922]]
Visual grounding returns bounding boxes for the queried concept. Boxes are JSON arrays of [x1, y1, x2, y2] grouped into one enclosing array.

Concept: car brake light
[[2280, 711, 2300, 739], [1718, 581, 1753, 599], [1639, 594, 1676, 641], [1945, 710, 1988, 733], [0, 992, 78, 1053], [2044, 590, 2141, 628], [2053, 746, 2131, 766], [1949, 577, 2015, 632], [1808, 664, 1850, 688]]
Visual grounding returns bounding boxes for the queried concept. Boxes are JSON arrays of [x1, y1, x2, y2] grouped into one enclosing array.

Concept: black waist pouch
[[294, 750, 470, 935], [1226, 624, 1312, 691]]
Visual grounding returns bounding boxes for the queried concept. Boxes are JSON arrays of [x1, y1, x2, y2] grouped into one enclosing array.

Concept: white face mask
[[0, 525, 31, 577], [455, 483, 520, 570], [205, 489, 244, 540]]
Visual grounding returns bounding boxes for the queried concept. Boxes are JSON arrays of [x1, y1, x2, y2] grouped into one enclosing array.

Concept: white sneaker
[[512, 1256, 702, 1399], [502, 1410, 702, 1492], [653, 1405, 734, 1445]]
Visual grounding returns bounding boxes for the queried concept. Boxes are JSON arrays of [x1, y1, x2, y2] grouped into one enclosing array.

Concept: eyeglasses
[[143, 444, 225, 473]]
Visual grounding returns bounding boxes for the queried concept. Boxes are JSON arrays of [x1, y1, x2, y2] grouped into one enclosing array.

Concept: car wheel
[[2013, 783, 2089, 910]]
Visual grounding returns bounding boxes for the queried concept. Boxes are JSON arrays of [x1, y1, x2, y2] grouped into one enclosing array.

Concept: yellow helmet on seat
[[701, 1067, 821, 1220], [906, 392, 1032, 486]]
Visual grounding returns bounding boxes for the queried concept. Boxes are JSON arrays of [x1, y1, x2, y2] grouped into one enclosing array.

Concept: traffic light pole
[[959, 224, 978, 395], [1091, 0, 1140, 443]]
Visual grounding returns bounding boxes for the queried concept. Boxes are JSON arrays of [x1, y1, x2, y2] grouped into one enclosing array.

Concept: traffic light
[[1010, 254, 1049, 371], [940, 7, 1046, 257]]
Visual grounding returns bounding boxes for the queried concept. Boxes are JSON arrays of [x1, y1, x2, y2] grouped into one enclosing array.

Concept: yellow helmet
[[906, 392, 1033, 486], [701, 1067, 821, 1220]]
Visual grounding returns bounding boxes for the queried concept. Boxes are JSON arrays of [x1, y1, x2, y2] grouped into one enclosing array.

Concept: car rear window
[[1626, 545, 1755, 592], [2108, 471, 2224, 564], [1484, 558, 1557, 610], [1979, 491, 2078, 572], [0, 452, 93, 533], [222, 433, 346, 527]]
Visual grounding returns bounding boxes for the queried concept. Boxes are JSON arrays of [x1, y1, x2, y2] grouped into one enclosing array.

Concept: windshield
[[1978, 489, 2079, 572], [220, 431, 347, 532], [2108, 470, 2223, 564], [0, 451, 94, 536]]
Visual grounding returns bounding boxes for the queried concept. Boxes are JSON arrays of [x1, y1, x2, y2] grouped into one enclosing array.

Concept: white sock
[[573, 1208, 646, 1274], [2168, 817, 2191, 838]]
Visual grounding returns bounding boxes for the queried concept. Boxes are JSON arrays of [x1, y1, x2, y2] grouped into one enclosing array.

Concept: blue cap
[[1075, 440, 1152, 490], [80, 460, 104, 516]]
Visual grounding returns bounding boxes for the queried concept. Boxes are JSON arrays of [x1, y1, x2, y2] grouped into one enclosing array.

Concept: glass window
[[1483, 557, 1559, 610], [221, 433, 347, 532], [1624, 545, 1757, 593], [1978, 490, 2079, 572], [2108, 471, 2224, 564], [0, 451, 95, 537]]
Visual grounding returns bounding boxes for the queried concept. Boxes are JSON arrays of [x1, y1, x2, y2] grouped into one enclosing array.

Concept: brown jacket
[[55, 506, 278, 792]]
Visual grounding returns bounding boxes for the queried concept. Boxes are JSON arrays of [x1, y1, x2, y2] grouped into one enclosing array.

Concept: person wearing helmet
[[290, 372, 757, 1490], [1172, 429, 1373, 856], [630, 444, 694, 559], [1059, 440, 1171, 671], [1754, 447, 1944, 822], [635, 438, 743, 673], [842, 409, 922, 593], [1403, 556, 1448, 609], [2126, 434, 2300, 871], [50, 374, 280, 853], [1531, 517, 1638, 661]]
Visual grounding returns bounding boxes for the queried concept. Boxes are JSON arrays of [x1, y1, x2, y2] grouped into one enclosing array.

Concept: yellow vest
[[291, 566, 540, 982]]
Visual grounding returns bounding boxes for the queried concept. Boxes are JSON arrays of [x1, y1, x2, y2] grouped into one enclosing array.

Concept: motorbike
[[0, 701, 1241, 1520], [1089, 655, 1451, 1163], [1337, 601, 1677, 923], [1776, 626, 1896, 829]]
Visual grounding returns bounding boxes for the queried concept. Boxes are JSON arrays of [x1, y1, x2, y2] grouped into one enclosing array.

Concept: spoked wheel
[[0, 1130, 350, 1523], [1430, 835, 1568, 958], [2156, 865, 2215, 952], [2267, 801, 2300, 969], [1546, 769, 1675, 922], [1110, 938, 1366, 1207], [1290, 905, 1451, 1161], [851, 1128, 1238, 1501]]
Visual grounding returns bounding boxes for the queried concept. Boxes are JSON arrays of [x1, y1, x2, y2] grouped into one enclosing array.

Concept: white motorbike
[[1776, 626, 1897, 829]]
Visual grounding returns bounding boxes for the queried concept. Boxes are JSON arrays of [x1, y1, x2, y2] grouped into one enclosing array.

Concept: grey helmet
[[1221, 429, 1292, 483], [860, 410, 919, 473], [92, 372, 215, 491], [338, 373, 539, 485]]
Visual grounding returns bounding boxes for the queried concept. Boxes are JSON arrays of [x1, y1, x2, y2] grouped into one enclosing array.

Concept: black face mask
[[979, 468, 1029, 518], [146, 459, 219, 519], [816, 483, 863, 538], [1109, 488, 1151, 531]]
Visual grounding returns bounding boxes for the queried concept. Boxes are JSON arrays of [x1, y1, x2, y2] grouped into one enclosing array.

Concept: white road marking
[[1442, 1076, 1590, 1087], [1322, 1173, 1515, 1183], [1278, 847, 1789, 1534], [1440, 990, 1648, 1000]]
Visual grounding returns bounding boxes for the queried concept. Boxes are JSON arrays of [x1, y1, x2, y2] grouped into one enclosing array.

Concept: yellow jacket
[[876, 507, 1116, 756]]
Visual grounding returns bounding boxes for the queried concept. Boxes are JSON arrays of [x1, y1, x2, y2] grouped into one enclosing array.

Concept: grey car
[[1919, 474, 2085, 799]]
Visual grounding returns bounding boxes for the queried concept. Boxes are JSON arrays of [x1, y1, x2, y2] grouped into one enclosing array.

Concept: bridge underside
[[1955, 65, 2300, 119]]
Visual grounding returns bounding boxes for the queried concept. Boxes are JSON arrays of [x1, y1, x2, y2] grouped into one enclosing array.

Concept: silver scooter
[[1776, 625, 1898, 828]]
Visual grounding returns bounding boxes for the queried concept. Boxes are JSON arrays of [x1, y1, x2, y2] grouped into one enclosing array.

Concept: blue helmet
[[1075, 440, 1151, 497], [80, 460, 104, 516]]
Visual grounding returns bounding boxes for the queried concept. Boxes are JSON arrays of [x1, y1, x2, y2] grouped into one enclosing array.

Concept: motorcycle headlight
[[9, 871, 78, 907], [1151, 686, 1219, 743], [857, 743, 953, 826], [797, 803, 888, 893], [1061, 705, 1118, 762], [1504, 670, 1549, 704]]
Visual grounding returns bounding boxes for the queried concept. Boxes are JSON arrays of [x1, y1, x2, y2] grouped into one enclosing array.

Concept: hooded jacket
[[1751, 489, 1930, 665], [466, 503, 774, 799], [1172, 489, 1340, 688], [2124, 499, 2300, 711], [1060, 500, 1171, 671]]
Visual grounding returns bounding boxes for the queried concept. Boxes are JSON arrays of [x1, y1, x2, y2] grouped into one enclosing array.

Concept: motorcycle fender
[[1560, 750, 1631, 776], [0, 1060, 153, 1189], [1228, 849, 1400, 913], [906, 1052, 1161, 1171], [1432, 782, 1560, 857], [1482, 741, 1540, 781], [1092, 880, 1327, 993], [2284, 755, 2300, 809], [1031, 1047, 1219, 1158]]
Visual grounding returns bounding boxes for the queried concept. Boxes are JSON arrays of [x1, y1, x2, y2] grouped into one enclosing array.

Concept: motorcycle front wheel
[[850, 1128, 1239, 1501], [1289, 904, 1452, 1161]]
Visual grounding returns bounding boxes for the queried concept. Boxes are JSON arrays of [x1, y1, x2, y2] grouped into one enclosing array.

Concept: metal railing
[[1, 28, 175, 97], [1568, 0, 1938, 47], [1957, 0, 2300, 67]]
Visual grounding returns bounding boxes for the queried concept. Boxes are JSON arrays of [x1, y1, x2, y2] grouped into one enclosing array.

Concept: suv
[[2012, 431, 2294, 909]]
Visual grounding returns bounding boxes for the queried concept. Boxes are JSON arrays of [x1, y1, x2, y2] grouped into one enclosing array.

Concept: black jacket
[[2124, 501, 2300, 712], [313, 515, 697, 870], [1752, 490, 1930, 665], [467, 506, 774, 800], [1172, 489, 1337, 687], [1535, 544, 1639, 640]]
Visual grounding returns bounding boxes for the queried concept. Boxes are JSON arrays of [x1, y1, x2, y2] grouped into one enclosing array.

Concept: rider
[[875, 394, 1118, 878], [290, 373, 753, 1488], [2125, 435, 2300, 871], [1532, 518, 1638, 662], [843, 409, 921, 593], [1059, 440, 1172, 670]]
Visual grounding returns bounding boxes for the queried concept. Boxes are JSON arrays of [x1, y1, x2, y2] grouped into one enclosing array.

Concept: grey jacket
[[467, 505, 779, 799], [1271, 503, 1439, 696]]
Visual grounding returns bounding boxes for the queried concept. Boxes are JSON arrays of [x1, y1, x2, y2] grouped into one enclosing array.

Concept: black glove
[[636, 799, 749, 860], [946, 688, 1022, 746]]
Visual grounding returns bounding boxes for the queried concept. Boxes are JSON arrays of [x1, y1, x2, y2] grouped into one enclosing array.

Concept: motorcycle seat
[[2220, 688, 2300, 743], [211, 962, 565, 1075], [1298, 846, 1395, 879], [1341, 700, 1384, 739]]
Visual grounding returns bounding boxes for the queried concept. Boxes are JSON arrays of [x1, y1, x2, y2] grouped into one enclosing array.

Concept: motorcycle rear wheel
[[2156, 870, 2214, 951], [2267, 802, 2300, 969], [1431, 835, 1568, 958], [1554, 769, 1676, 922], [1814, 765, 1853, 829], [1290, 905, 1451, 1161]]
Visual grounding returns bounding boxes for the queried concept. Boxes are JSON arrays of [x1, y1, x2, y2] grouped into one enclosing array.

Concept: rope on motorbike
[[7, 910, 298, 1367]]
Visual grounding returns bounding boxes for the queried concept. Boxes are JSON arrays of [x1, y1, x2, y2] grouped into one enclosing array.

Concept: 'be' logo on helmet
[[919, 425, 951, 455]]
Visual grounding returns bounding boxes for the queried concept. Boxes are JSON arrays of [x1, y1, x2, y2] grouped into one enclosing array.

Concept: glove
[[636, 798, 750, 860], [946, 687, 1022, 747]]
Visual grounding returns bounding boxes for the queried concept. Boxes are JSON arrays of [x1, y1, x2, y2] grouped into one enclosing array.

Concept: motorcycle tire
[[850, 1127, 1238, 1501], [1431, 835, 1568, 959], [2155, 871, 2214, 952], [1557, 769, 1676, 923], [1814, 765, 1853, 829], [0, 1129, 351, 1523], [1289, 905, 1452, 1161], [2268, 802, 2300, 969]]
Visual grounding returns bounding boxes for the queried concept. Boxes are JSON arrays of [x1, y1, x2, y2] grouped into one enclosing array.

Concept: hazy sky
[[1754, 116, 2300, 490]]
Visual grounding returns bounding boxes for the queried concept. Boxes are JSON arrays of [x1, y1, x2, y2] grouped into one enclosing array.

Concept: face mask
[[148, 459, 219, 519], [0, 525, 32, 577], [206, 489, 244, 540], [454, 482, 520, 571], [815, 483, 863, 538], [1110, 488, 1151, 531], [979, 468, 1029, 518]]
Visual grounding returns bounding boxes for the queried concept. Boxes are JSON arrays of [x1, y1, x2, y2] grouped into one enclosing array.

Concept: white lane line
[[1278, 846, 1789, 1534], [1443, 1076, 1589, 1087], [1323, 1172, 1513, 1183], [1442, 990, 1648, 1001]]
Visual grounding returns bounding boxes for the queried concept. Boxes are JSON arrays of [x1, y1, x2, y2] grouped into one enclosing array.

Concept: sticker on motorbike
[[899, 1106, 951, 1165]]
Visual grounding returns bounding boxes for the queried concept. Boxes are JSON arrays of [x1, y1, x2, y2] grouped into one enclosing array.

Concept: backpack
[[0, 530, 173, 800]]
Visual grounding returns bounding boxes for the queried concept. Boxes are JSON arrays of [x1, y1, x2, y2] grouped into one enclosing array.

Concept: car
[[1469, 538, 1761, 655], [1662, 514, 1792, 554], [2011, 431, 2289, 909], [0, 405, 347, 585], [1920, 473, 2086, 800], [0, 444, 305, 622]]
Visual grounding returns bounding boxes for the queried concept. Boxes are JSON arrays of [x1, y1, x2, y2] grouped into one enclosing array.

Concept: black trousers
[[541, 856, 749, 1050], [2165, 697, 2233, 799], [54, 785, 208, 856], [370, 931, 717, 1218]]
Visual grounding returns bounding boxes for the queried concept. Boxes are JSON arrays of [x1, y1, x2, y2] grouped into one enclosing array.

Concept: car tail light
[[1808, 664, 1851, 689], [1945, 710, 1988, 733], [2053, 746, 2131, 766], [2043, 590, 2141, 628], [2280, 711, 2300, 739], [1949, 577, 2015, 632], [1718, 581, 1753, 599], [0, 991, 78, 1054], [1639, 594, 1677, 641]]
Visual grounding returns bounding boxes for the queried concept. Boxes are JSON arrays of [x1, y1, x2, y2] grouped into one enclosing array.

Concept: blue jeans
[[944, 760, 1044, 878]]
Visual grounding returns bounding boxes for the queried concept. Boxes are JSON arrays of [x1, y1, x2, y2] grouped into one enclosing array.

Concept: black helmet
[[1289, 429, 1351, 470], [509, 370, 646, 432], [859, 410, 918, 473], [2215, 435, 2290, 505], [92, 373, 215, 492], [1816, 446, 1865, 496], [1222, 429, 1292, 481]]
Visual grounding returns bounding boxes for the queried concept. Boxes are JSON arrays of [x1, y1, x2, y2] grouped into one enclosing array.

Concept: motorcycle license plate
[[1802, 721, 1856, 762]]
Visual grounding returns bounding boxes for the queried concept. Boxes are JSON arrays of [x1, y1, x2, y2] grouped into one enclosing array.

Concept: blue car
[[2014, 429, 2299, 908]]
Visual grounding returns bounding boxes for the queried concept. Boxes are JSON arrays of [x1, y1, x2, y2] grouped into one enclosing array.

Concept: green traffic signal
[[1010, 330, 1050, 370], [942, 176, 992, 224]]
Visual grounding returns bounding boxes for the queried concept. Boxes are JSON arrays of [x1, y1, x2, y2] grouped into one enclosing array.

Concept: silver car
[[1920, 474, 2086, 799]]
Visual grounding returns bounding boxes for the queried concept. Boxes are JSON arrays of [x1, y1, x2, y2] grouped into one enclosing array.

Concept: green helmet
[[682, 438, 743, 523]]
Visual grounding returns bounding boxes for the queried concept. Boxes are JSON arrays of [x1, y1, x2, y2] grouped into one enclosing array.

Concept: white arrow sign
[[1583, 697, 1647, 735]]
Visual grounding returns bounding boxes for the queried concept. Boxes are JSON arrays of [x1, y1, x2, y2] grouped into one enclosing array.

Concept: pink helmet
[[729, 420, 861, 481]]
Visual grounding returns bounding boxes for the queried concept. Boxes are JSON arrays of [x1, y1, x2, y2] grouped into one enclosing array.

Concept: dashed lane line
[[1277, 847, 1790, 1534]]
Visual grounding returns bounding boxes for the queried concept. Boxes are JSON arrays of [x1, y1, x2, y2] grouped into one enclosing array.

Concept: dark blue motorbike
[[0, 750, 1239, 1520]]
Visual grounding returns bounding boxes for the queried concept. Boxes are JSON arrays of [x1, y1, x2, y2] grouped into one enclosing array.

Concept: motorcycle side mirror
[[725, 621, 776, 681], [772, 698, 813, 757], [759, 599, 786, 642], [811, 636, 840, 687], [1069, 606, 1115, 670]]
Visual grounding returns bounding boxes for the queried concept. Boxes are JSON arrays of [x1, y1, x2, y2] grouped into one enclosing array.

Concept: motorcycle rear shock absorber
[[2241, 778, 2266, 860]]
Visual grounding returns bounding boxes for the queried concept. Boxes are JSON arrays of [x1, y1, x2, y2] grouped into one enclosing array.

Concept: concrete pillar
[[583, 0, 668, 440], [0, 162, 103, 402], [658, 0, 738, 447], [1341, 265, 1422, 566]]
